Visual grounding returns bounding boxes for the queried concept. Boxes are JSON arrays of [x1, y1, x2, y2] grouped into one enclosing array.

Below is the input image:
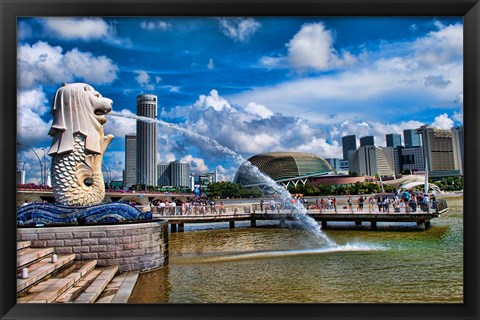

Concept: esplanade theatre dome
[[234, 152, 333, 186]]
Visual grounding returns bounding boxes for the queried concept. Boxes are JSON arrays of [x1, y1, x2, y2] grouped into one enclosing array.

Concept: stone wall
[[17, 220, 168, 272]]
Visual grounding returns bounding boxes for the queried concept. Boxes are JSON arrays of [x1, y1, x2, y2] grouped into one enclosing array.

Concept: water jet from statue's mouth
[[94, 107, 111, 124]]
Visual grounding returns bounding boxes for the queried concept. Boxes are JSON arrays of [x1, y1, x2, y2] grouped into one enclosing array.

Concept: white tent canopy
[[382, 175, 440, 194]]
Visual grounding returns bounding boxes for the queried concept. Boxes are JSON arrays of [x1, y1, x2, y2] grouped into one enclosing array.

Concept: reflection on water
[[130, 197, 463, 303]]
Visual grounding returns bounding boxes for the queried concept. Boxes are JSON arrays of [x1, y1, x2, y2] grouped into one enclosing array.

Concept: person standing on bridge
[[170, 200, 177, 215], [422, 194, 430, 212], [269, 199, 275, 212], [210, 200, 217, 214], [219, 201, 226, 214], [159, 201, 165, 215], [185, 201, 192, 215], [402, 190, 410, 213]]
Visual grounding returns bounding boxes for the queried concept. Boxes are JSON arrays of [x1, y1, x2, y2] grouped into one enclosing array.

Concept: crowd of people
[[148, 199, 227, 216]]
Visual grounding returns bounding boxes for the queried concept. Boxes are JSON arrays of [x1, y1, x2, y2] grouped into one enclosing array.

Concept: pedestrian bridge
[[156, 199, 448, 232]]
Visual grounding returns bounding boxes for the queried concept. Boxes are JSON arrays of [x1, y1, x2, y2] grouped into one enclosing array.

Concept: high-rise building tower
[[124, 134, 137, 189], [349, 146, 395, 177], [136, 94, 158, 187], [415, 125, 460, 177], [360, 135, 374, 147], [342, 135, 357, 161], [403, 129, 421, 147], [170, 161, 190, 187], [157, 163, 171, 186], [386, 133, 402, 148]]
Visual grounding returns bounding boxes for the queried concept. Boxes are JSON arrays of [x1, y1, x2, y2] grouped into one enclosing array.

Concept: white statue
[[48, 83, 114, 206]]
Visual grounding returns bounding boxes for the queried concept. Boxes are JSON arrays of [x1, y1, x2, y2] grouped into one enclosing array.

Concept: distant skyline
[[17, 17, 463, 183]]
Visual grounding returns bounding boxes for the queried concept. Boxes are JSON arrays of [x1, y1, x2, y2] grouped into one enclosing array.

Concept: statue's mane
[[48, 83, 103, 156]]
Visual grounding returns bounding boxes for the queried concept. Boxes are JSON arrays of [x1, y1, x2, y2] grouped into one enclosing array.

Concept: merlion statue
[[48, 83, 114, 206]]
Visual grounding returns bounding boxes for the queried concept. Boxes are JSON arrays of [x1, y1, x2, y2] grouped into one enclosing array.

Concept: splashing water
[[110, 111, 336, 246], [172, 243, 386, 265]]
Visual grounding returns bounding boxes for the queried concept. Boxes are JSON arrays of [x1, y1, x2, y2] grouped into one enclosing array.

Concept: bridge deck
[[156, 207, 447, 231]]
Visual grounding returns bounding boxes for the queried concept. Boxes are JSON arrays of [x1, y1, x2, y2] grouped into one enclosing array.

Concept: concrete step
[[18, 260, 97, 303], [96, 271, 140, 303], [17, 247, 54, 270], [72, 265, 118, 303], [17, 241, 31, 251], [17, 254, 76, 293], [55, 263, 102, 303]]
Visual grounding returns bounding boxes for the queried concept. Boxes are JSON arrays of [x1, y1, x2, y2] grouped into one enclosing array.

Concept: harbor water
[[129, 196, 463, 303]]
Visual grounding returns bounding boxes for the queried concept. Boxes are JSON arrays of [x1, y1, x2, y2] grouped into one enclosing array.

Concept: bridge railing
[[150, 203, 252, 216]]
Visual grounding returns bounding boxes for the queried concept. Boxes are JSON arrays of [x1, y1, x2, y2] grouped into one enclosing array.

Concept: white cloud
[[17, 88, 52, 146], [103, 108, 137, 139], [140, 21, 172, 31], [218, 18, 260, 42], [162, 90, 340, 160], [294, 137, 342, 159], [413, 23, 463, 66], [135, 70, 155, 91], [193, 89, 233, 112], [259, 55, 287, 69], [18, 41, 118, 90], [160, 152, 177, 163], [181, 155, 209, 174], [41, 18, 112, 41], [287, 22, 357, 72], [233, 23, 463, 125], [215, 165, 237, 182], [244, 102, 273, 119], [63, 49, 119, 84], [431, 113, 454, 129]]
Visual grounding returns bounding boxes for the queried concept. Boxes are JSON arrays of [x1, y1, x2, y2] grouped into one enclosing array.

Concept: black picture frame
[[1, 0, 479, 319]]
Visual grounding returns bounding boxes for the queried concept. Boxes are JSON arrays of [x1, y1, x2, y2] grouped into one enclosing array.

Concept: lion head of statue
[[48, 83, 113, 156]]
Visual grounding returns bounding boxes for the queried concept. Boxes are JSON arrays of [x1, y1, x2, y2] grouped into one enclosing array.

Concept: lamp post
[[17, 142, 44, 185], [102, 163, 112, 190], [25, 163, 41, 183], [41, 148, 47, 187]]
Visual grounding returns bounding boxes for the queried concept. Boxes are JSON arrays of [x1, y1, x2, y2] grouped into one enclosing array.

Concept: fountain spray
[[110, 111, 336, 246]]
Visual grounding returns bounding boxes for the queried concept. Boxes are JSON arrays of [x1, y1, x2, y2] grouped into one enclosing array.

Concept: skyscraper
[[349, 146, 395, 177], [415, 125, 460, 177], [342, 135, 357, 161], [157, 163, 171, 186], [136, 94, 157, 187], [403, 129, 421, 147], [386, 133, 402, 148], [360, 135, 374, 147], [124, 134, 137, 189], [170, 161, 190, 187]]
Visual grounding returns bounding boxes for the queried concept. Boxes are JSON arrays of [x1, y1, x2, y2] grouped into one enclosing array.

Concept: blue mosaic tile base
[[17, 202, 153, 226]]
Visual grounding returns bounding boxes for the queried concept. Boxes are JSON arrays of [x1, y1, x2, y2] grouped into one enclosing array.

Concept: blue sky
[[17, 17, 463, 183]]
